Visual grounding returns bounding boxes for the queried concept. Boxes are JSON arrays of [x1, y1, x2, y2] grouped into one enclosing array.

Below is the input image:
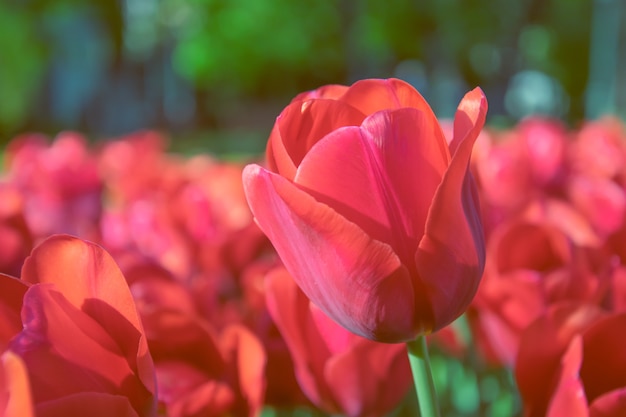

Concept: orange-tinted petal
[[19, 235, 156, 400], [1, 350, 35, 417], [339, 78, 437, 116], [220, 325, 267, 416], [10, 285, 154, 415], [291, 84, 349, 101]]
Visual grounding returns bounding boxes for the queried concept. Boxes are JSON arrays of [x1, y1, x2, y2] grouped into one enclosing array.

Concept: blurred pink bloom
[[265, 266, 412, 417], [5, 133, 103, 239]]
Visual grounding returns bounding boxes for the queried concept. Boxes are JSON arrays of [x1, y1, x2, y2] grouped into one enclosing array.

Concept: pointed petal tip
[[460, 87, 488, 116]]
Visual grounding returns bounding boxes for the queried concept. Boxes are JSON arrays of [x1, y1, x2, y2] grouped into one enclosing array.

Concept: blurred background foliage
[[0, 0, 623, 151]]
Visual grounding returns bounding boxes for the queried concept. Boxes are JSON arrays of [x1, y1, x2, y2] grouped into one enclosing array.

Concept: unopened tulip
[[244, 78, 487, 342]]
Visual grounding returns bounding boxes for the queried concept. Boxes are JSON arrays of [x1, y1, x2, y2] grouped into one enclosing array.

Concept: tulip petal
[[295, 108, 449, 268], [243, 164, 418, 342], [264, 267, 337, 409], [590, 388, 626, 417], [267, 99, 366, 179], [36, 392, 139, 417], [339, 78, 438, 116], [546, 336, 588, 417], [155, 361, 235, 417], [220, 325, 267, 416], [415, 88, 487, 331], [324, 340, 411, 417], [579, 313, 626, 403], [10, 285, 153, 415], [291, 84, 349, 101], [0, 274, 29, 349], [140, 309, 225, 377], [516, 304, 605, 417], [19, 235, 155, 399], [21, 235, 141, 328], [1, 350, 35, 417]]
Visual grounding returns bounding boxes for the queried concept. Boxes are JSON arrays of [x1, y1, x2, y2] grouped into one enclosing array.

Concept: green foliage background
[[0, 0, 620, 144]]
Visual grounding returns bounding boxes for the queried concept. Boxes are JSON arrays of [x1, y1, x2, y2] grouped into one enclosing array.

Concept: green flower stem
[[407, 335, 441, 417]]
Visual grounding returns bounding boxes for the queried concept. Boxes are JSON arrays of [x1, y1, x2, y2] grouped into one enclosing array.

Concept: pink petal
[[295, 107, 449, 268], [243, 164, 418, 342], [415, 87, 487, 331], [267, 99, 366, 179], [568, 176, 626, 236]]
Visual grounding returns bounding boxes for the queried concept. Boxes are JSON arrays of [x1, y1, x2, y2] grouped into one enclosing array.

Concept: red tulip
[[243, 78, 488, 342], [1, 235, 157, 417]]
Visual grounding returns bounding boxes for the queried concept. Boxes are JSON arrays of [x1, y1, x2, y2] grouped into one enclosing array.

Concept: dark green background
[[0, 0, 623, 150]]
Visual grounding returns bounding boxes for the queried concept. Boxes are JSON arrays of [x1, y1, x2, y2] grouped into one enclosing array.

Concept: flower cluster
[[0, 127, 412, 416], [1, 79, 626, 416], [468, 117, 626, 415]]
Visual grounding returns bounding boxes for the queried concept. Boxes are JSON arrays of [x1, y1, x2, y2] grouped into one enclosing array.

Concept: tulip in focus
[[243, 78, 488, 343]]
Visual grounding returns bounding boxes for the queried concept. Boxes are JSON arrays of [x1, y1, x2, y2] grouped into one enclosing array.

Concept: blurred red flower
[[141, 309, 266, 417], [124, 258, 267, 417], [265, 266, 412, 417], [516, 303, 626, 417], [243, 78, 488, 342], [0, 235, 156, 417]]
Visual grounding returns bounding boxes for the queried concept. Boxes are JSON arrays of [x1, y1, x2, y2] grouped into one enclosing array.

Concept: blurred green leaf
[[0, 3, 46, 133]]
